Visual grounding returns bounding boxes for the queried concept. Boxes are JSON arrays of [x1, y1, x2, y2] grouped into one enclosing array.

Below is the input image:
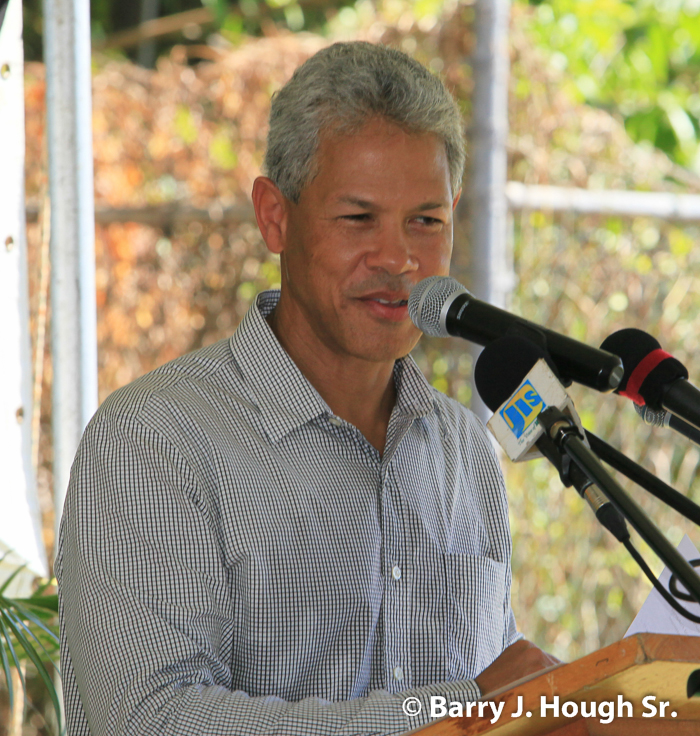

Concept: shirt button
[[393, 666, 404, 681], [329, 416, 342, 427], [392, 565, 402, 581]]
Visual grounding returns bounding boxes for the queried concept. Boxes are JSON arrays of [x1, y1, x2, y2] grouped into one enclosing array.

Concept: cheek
[[290, 246, 352, 304], [309, 238, 363, 281], [422, 238, 453, 273]]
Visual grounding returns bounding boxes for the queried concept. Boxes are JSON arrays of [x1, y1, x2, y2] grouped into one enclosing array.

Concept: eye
[[413, 216, 443, 227], [340, 213, 372, 222]]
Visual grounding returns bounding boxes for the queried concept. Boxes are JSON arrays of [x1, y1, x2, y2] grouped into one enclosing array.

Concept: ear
[[252, 176, 289, 255], [452, 188, 462, 211]]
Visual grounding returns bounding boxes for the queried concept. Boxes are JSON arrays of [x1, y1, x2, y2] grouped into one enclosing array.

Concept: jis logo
[[500, 380, 545, 438]]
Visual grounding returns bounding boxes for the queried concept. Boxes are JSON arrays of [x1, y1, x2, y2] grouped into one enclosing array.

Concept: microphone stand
[[585, 430, 700, 528], [538, 406, 700, 608]]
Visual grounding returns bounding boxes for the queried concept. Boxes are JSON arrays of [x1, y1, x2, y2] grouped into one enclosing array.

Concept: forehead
[[305, 118, 453, 204]]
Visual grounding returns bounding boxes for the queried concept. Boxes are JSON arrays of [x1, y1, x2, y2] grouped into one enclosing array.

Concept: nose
[[364, 222, 418, 276]]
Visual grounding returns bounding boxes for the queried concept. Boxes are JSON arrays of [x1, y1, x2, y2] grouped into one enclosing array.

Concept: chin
[[357, 337, 419, 364]]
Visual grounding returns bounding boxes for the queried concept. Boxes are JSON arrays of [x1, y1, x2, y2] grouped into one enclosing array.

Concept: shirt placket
[[380, 459, 412, 693]]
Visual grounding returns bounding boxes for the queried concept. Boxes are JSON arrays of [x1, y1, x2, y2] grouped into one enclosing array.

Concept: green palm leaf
[[4, 596, 60, 652], [0, 565, 62, 732], [1, 610, 62, 730], [4, 605, 60, 670], [0, 613, 25, 713], [0, 613, 16, 713], [0, 561, 29, 594]]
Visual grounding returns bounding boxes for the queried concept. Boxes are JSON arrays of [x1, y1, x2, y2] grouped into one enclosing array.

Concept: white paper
[[625, 534, 700, 637]]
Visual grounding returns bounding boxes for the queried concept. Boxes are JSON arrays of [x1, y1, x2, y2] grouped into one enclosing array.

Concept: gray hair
[[264, 42, 466, 203]]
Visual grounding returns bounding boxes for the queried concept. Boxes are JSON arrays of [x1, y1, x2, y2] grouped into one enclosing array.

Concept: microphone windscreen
[[600, 328, 660, 393], [408, 276, 467, 337], [474, 336, 559, 412], [599, 328, 687, 409]]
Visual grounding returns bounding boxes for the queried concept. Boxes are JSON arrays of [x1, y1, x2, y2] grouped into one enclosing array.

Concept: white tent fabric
[[0, 0, 47, 584]]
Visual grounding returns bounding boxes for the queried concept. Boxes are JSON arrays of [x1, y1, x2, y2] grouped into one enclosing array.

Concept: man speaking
[[57, 41, 556, 735]]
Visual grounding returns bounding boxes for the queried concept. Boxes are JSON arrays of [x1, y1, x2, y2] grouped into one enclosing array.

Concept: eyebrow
[[336, 196, 448, 211]]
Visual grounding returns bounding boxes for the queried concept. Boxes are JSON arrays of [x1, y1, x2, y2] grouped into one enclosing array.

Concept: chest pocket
[[443, 553, 507, 678]]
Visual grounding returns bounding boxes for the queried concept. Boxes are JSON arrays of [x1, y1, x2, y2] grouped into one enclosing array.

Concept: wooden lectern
[[410, 634, 700, 736]]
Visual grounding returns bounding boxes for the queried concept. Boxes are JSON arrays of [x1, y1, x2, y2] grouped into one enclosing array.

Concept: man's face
[[273, 117, 458, 365]]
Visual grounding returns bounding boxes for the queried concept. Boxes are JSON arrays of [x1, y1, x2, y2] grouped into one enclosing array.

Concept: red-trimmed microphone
[[600, 328, 700, 436]]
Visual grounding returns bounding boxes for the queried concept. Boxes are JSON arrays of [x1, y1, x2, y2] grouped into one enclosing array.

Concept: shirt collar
[[392, 351, 439, 419], [229, 290, 438, 443]]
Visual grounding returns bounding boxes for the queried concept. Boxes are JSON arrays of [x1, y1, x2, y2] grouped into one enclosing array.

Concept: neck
[[266, 308, 397, 456]]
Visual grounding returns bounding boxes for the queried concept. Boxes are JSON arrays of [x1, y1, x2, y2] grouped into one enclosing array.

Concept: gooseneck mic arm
[[661, 380, 700, 434], [584, 430, 700, 528], [538, 405, 700, 608], [634, 404, 700, 448], [536, 423, 630, 543]]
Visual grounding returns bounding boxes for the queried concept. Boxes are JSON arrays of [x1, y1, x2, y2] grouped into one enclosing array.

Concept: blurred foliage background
[[9, 0, 700, 733]]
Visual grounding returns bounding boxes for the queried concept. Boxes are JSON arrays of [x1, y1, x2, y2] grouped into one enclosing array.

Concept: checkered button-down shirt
[[57, 290, 521, 736]]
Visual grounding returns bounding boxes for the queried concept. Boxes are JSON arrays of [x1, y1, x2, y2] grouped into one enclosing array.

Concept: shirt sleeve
[[57, 414, 482, 736]]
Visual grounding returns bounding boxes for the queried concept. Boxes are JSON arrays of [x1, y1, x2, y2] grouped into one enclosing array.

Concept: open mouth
[[373, 298, 409, 307], [359, 296, 411, 322]]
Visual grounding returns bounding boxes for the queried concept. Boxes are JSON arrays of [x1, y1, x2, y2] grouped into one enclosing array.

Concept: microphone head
[[408, 276, 468, 337], [600, 328, 660, 393], [599, 328, 688, 409], [474, 335, 562, 412], [634, 403, 669, 427]]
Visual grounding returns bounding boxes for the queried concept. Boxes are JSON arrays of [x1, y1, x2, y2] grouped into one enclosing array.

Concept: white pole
[[459, 0, 513, 422], [42, 0, 98, 528], [506, 182, 700, 221]]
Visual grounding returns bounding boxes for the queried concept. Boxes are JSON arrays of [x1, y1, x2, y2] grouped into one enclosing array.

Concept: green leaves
[[209, 130, 238, 170], [174, 106, 199, 146], [0, 556, 61, 733], [522, 0, 700, 171]]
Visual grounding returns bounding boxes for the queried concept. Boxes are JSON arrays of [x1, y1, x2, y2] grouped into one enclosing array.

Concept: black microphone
[[473, 335, 628, 542], [600, 328, 700, 434], [409, 276, 624, 393]]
